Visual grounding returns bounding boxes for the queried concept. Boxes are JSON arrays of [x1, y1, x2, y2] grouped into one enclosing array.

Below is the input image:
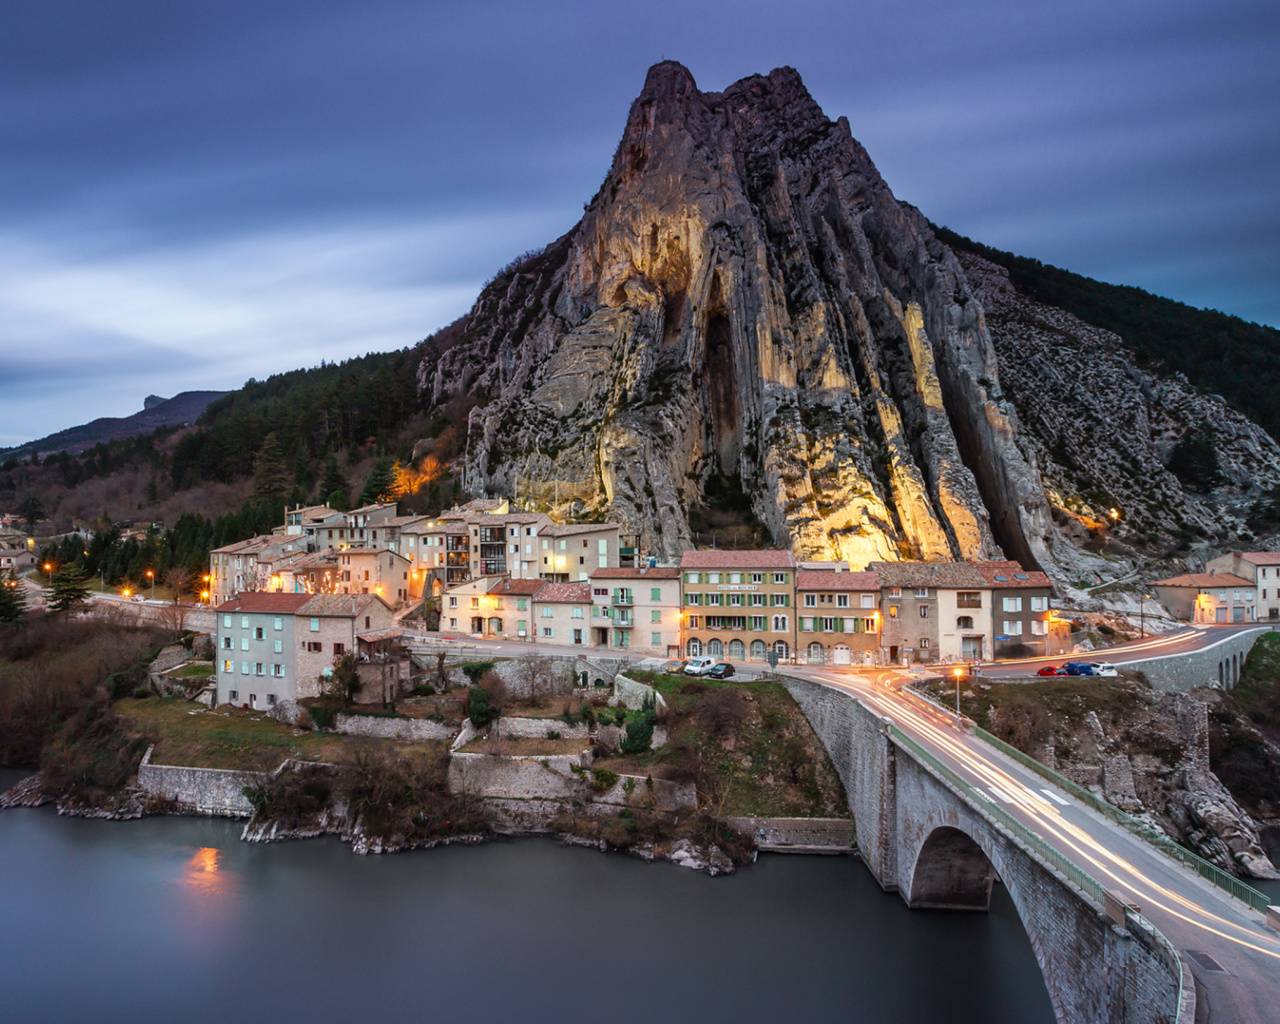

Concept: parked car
[[1089, 663, 1120, 677], [1063, 662, 1094, 676], [707, 663, 736, 680], [663, 660, 687, 675], [683, 656, 718, 676], [1036, 665, 1066, 676]]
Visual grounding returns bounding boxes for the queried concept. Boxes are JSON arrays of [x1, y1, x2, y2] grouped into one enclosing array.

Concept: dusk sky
[[2, 0, 1277, 448]]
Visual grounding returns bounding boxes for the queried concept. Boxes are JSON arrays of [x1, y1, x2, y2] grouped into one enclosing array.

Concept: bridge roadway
[[803, 666, 1280, 1024]]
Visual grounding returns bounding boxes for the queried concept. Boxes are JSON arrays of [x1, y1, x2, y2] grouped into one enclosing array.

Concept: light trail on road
[[812, 670, 1280, 962]]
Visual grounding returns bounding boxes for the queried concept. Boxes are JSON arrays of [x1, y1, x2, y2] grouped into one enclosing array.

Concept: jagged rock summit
[[418, 62, 1280, 573]]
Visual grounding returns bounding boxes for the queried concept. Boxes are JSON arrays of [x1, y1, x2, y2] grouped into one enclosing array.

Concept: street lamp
[[147, 569, 154, 600], [952, 666, 964, 719]]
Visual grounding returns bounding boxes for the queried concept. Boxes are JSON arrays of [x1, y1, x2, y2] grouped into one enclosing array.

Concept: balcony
[[614, 615, 634, 628], [612, 591, 633, 607]]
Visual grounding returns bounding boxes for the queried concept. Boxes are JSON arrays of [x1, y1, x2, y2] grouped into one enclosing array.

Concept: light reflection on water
[[0, 782, 1056, 1024]]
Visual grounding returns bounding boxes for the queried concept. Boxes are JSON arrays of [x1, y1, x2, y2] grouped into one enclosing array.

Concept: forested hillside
[[935, 226, 1280, 440]]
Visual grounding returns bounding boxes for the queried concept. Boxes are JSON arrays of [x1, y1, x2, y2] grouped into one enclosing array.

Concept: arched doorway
[[749, 640, 766, 661], [728, 639, 745, 660], [686, 638, 702, 657], [807, 642, 825, 664], [772, 640, 790, 660], [708, 638, 723, 657]]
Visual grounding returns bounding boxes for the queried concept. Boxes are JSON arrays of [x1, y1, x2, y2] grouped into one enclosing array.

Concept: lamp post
[[953, 666, 964, 719], [147, 569, 154, 600]]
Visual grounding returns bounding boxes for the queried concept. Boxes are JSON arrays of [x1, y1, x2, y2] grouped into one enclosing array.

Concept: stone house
[[589, 566, 682, 655], [870, 562, 989, 665], [531, 580, 594, 647], [1205, 552, 1280, 621], [469, 513, 555, 578], [293, 593, 395, 699], [795, 569, 881, 666], [208, 534, 306, 605], [680, 550, 797, 661], [1151, 571, 1257, 624]]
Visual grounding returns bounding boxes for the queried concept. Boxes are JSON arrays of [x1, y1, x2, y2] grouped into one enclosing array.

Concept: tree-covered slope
[[935, 226, 1280, 440]]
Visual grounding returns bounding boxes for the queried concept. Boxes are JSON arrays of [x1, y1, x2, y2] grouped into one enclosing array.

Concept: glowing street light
[[952, 666, 964, 719], [1108, 508, 1120, 524], [147, 569, 154, 600]]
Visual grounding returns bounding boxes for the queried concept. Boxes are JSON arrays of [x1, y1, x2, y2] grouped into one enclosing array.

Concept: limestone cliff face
[[416, 62, 1273, 571]]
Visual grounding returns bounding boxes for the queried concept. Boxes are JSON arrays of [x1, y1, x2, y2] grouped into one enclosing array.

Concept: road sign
[[767, 650, 778, 668]]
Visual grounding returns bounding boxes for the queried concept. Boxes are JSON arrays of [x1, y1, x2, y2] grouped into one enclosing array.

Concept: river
[[0, 769, 1054, 1024]]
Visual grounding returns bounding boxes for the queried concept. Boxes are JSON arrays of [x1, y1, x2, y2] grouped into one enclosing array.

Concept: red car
[[1036, 665, 1066, 676]]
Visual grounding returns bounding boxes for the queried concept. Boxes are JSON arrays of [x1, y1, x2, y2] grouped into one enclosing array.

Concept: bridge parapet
[[780, 674, 1190, 1024]]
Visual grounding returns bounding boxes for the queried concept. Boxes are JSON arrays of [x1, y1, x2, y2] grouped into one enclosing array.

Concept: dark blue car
[[1063, 662, 1094, 676]]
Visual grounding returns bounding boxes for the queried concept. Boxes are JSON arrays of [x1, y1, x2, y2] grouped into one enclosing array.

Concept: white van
[[683, 656, 717, 676]]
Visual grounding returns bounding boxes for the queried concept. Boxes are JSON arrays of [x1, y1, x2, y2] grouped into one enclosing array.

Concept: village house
[[214, 593, 310, 709], [293, 593, 396, 700], [208, 534, 307, 605], [537, 522, 623, 582], [869, 562, 989, 665], [589, 566, 682, 655], [1205, 552, 1280, 621], [440, 576, 502, 634], [1151, 571, 1257, 624], [531, 580, 593, 647], [0, 547, 36, 573], [468, 513, 555, 578], [795, 569, 881, 666], [680, 550, 797, 661], [972, 562, 1062, 658]]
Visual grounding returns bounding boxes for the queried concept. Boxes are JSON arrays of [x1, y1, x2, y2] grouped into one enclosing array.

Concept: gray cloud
[[1, 0, 1276, 445]]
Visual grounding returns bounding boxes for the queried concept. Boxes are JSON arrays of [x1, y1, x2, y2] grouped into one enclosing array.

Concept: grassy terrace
[[114, 696, 428, 772], [595, 670, 850, 819]]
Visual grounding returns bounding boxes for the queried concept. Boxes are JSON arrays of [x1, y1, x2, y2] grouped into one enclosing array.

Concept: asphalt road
[[800, 666, 1280, 1023]]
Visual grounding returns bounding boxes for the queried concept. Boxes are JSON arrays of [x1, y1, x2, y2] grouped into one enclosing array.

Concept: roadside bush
[[132, 687, 151, 699], [410, 683, 437, 697], [308, 704, 335, 730], [460, 661, 496, 686]]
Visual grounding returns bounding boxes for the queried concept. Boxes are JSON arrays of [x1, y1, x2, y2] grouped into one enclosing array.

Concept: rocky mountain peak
[[417, 62, 1280, 580]]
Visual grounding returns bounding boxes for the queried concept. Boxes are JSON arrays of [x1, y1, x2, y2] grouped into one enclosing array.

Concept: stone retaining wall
[[495, 717, 591, 740], [725, 816, 856, 853], [332, 713, 455, 742], [136, 746, 263, 817], [448, 751, 592, 801]]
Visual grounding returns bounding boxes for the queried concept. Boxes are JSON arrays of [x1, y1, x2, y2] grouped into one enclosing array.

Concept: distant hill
[[0, 391, 229, 461]]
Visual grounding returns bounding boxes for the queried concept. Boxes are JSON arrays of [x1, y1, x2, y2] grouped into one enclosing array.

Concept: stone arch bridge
[[780, 675, 1191, 1024]]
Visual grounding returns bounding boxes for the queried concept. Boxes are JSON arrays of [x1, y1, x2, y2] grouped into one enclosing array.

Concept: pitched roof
[[1235, 552, 1280, 566], [1151, 573, 1254, 589], [380, 515, 430, 528], [970, 563, 1053, 589], [298, 593, 391, 617], [347, 502, 397, 515], [680, 549, 796, 569], [589, 566, 681, 580], [797, 570, 880, 591], [356, 629, 401, 643], [215, 593, 312, 614], [491, 577, 546, 596], [868, 561, 987, 589], [534, 581, 592, 603], [539, 522, 618, 536], [210, 534, 278, 556]]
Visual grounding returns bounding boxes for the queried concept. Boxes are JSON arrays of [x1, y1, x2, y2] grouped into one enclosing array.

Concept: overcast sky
[[2, 0, 1277, 447]]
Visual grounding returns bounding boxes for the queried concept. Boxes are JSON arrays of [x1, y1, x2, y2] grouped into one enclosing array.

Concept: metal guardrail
[[971, 724, 1274, 914], [888, 723, 1190, 1022], [887, 724, 1110, 906]]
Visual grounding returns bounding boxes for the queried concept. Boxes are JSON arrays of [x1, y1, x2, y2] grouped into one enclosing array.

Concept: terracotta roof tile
[[215, 593, 311, 614], [680, 549, 796, 569], [970, 562, 1053, 588], [1151, 573, 1254, 588], [1235, 552, 1280, 566], [868, 561, 987, 589], [534, 581, 592, 603], [796, 570, 880, 590], [589, 567, 681, 580]]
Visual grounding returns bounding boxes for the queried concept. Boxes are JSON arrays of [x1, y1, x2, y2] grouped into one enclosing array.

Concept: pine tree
[[358, 457, 397, 506], [318, 455, 348, 509], [250, 433, 290, 507], [0, 569, 28, 624], [48, 566, 92, 614]]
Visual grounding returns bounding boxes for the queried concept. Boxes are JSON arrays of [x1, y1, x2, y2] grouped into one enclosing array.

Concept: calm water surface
[[0, 769, 1054, 1024]]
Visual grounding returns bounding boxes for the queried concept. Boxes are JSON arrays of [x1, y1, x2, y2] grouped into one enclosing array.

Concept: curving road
[[799, 665, 1280, 1024]]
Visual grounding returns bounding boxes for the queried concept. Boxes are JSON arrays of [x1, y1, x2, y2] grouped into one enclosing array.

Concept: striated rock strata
[[418, 62, 1280, 574]]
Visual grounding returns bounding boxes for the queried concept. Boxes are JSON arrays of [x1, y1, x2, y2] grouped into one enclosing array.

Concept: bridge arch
[[907, 825, 998, 910]]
